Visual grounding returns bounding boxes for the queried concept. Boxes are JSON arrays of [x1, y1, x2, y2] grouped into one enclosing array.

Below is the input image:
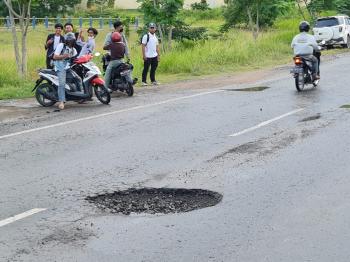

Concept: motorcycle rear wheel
[[295, 73, 305, 92], [94, 84, 111, 104], [35, 83, 56, 107], [126, 83, 134, 97]]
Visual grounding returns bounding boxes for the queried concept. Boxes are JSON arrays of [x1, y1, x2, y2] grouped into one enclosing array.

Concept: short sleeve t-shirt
[[142, 33, 159, 58], [54, 43, 77, 71], [53, 35, 61, 50]]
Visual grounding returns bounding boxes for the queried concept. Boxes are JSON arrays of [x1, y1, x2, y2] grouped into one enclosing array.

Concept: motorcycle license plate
[[290, 67, 303, 74]]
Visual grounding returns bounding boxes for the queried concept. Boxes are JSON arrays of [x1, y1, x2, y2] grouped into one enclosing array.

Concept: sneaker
[[151, 81, 159, 86], [141, 82, 148, 86]]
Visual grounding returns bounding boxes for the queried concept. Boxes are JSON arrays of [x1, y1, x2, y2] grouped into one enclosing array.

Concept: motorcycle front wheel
[[35, 83, 56, 107], [94, 84, 111, 104], [295, 73, 305, 92], [126, 83, 134, 97]]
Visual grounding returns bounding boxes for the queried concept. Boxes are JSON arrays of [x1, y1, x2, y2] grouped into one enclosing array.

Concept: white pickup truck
[[313, 15, 350, 48]]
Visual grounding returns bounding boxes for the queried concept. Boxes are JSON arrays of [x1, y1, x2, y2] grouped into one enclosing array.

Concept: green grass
[[0, 12, 348, 100]]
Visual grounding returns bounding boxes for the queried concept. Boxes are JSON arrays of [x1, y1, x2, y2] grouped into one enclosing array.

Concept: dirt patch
[[299, 113, 321, 122], [224, 86, 271, 92], [86, 188, 223, 215]]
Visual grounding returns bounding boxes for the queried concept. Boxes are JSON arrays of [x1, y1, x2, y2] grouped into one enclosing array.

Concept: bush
[[172, 25, 207, 41], [191, 0, 210, 11]]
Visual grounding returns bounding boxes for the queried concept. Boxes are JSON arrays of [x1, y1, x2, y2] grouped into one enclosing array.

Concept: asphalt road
[[1, 53, 350, 262]]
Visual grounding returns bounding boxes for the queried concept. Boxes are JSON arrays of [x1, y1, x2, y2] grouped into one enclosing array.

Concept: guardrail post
[[32, 16, 36, 30], [68, 16, 72, 23], [56, 16, 61, 24], [99, 17, 103, 29], [89, 16, 92, 27], [109, 17, 113, 29], [6, 16, 11, 29], [79, 17, 83, 29], [135, 17, 139, 30], [44, 16, 49, 29]]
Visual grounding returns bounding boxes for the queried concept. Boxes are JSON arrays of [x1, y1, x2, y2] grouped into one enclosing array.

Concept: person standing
[[44, 23, 64, 69], [141, 23, 160, 86], [77, 27, 98, 57], [64, 22, 83, 55], [103, 21, 130, 59]]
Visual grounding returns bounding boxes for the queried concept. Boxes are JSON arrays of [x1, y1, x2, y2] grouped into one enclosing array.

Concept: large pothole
[[86, 188, 223, 215]]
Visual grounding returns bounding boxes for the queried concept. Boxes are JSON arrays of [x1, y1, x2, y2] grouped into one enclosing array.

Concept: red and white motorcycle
[[33, 53, 110, 106]]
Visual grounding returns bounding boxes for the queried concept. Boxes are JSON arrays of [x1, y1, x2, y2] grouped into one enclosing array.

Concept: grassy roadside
[[0, 9, 348, 100]]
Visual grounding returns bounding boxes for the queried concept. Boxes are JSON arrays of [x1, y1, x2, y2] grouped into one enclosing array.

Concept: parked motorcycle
[[33, 53, 110, 106], [102, 54, 136, 97]]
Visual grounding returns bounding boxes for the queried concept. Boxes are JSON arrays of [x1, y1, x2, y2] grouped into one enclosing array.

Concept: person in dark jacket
[[44, 23, 64, 69]]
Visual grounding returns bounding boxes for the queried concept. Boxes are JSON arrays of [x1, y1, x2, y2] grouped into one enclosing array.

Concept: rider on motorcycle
[[53, 32, 77, 110], [103, 32, 133, 92], [291, 21, 321, 81]]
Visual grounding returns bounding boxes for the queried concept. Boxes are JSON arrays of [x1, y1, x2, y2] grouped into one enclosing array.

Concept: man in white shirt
[[141, 23, 160, 86], [53, 33, 78, 110], [44, 23, 64, 69]]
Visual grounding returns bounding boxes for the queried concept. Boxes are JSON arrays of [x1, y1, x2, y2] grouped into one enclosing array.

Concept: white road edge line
[[0, 90, 224, 140], [0, 208, 47, 228], [229, 108, 305, 137]]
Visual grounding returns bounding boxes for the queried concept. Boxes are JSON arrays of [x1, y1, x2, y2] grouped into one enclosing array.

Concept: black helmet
[[64, 32, 76, 46], [299, 21, 310, 32]]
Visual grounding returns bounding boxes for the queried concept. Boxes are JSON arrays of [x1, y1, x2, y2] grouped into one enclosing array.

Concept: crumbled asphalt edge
[[224, 86, 271, 92], [86, 188, 223, 215]]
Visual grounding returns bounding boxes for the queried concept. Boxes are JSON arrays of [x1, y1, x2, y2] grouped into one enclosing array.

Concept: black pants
[[46, 56, 53, 69], [142, 57, 158, 83]]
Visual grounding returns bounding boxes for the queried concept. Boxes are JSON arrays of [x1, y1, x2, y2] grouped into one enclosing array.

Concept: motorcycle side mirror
[[94, 52, 101, 57]]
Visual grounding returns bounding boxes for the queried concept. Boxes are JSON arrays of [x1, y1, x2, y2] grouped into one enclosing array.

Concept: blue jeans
[[57, 69, 66, 102]]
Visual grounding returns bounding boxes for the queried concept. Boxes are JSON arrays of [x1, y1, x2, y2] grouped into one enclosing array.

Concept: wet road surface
[[1, 53, 350, 261]]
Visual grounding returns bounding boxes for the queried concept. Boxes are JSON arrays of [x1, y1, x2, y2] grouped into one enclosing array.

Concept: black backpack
[[140, 33, 150, 45]]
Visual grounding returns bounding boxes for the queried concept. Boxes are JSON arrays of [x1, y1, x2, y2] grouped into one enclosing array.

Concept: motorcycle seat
[[40, 69, 57, 75]]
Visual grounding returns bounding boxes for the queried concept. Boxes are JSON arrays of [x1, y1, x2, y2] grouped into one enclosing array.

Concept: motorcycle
[[290, 54, 321, 92], [291, 42, 324, 92], [102, 54, 136, 97], [33, 53, 111, 106]]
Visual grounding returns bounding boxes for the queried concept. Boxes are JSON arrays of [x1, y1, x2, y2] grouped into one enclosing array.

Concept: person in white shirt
[[53, 33, 77, 110], [44, 23, 64, 69], [77, 27, 98, 57], [141, 23, 160, 86]]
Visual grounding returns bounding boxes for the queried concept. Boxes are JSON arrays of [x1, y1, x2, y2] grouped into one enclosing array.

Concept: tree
[[223, 0, 293, 40], [295, 0, 350, 22], [31, 0, 81, 17], [138, 0, 184, 51], [3, 0, 32, 78]]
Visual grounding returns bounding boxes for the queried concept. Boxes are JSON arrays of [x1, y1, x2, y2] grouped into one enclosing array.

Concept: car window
[[347, 18, 350, 25], [315, 18, 339, 28], [338, 17, 345, 24]]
